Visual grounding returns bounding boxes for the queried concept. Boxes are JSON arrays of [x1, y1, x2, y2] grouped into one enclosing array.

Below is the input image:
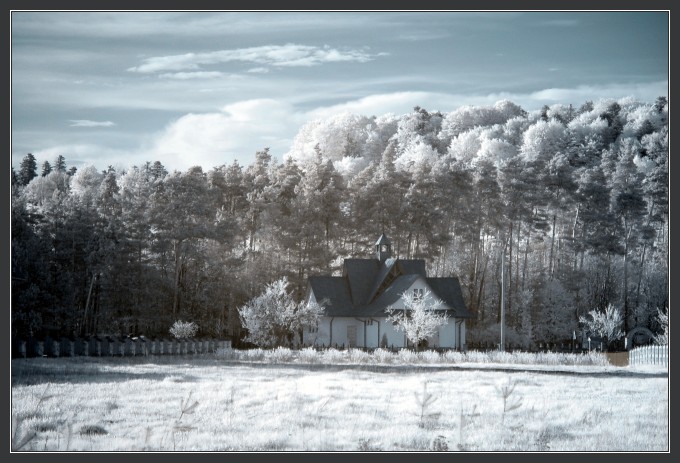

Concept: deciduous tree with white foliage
[[653, 308, 668, 346], [386, 290, 448, 351], [578, 303, 624, 351], [238, 277, 324, 348]]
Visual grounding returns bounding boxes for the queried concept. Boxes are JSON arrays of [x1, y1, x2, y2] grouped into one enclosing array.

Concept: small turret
[[375, 234, 392, 262]]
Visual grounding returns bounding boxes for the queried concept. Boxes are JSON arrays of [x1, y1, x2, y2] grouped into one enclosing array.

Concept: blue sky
[[11, 11, 668, 173]]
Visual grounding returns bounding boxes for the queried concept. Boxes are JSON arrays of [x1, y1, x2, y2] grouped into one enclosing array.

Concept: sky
[[11, 11, 669, 173]]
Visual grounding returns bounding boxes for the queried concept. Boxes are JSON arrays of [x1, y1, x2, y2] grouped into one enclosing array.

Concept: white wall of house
[[304, 280, 467, 349], [304, 315, 465, 349]]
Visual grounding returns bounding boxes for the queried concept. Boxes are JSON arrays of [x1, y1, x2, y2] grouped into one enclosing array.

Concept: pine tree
[[18, 153, 38, 186], [54, 155, 67, 173], [41, 161, 52, 177]]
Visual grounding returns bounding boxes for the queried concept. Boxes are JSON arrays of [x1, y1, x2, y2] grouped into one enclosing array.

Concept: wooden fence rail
[[629, 345, 668, 366], [13, 337, 231, 358]]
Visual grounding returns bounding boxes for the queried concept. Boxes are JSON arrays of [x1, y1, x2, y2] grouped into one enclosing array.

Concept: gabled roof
[[308, 256, 472, 319], [375, 233, 391, 246], [426, 277, 473, 318], [308, 276, 352, 313], [343, 259, 380, 305], [365, 257, 398, 303]]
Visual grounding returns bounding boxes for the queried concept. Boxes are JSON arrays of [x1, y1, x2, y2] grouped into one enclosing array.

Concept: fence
[[629, 345, 669, 366], [12, 337, 231, 359]]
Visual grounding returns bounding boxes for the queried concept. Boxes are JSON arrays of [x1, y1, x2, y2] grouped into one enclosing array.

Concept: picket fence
[[628, 345, 669, 366], [14, 337, 231, 358]]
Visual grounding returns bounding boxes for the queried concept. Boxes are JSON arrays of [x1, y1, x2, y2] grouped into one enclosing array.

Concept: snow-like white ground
[[11, 354, 668, 452]]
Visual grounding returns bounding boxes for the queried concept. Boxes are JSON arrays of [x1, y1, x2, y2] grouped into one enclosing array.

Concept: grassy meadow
[[11, 349, 669, 452]]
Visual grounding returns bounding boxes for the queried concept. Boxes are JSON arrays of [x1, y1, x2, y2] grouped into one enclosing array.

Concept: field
[[11, 350, 669, 452]]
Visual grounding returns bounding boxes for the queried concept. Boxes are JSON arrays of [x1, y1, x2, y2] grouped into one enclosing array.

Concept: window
[[413, 288, 424, 301]]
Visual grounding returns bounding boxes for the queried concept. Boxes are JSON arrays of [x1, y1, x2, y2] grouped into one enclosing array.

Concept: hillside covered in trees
[[11, 97, 668, 349]]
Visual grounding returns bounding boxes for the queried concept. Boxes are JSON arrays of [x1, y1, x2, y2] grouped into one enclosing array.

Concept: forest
[[11, 97, 669, 349]]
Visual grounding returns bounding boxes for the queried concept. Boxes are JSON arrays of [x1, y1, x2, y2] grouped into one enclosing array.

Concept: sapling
[[496, 377, 522, 424], [414, 381, 440, 429]]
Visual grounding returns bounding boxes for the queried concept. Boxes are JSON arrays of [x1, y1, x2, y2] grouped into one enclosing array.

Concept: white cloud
[[306, 92, 436, 120], [28, 80, 668, 175], [145, 79, 668, 171], [128, 44, 383, 74], [247, 67, 269, 74], [69, 119, 116, 127], [148, 98, 302, 171], [30, 143, 132, 171], [527, 81, 668, 104], [158, 71, 226, 80]]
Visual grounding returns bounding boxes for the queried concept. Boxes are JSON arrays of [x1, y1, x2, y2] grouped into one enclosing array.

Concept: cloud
[[128, 44, 384, 74], [247, 67, 269, 74], [527, 81, 668, 104], [306, 92, 436, 120], [29, 143, 133, 170], [158, 71, 226, 80], [144, 79, 667, 170], [148, 98, 302, 170], [28, 80, 667, 175], [69, 119, 116, 127]]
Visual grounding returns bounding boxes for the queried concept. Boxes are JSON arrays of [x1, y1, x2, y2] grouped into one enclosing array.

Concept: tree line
[[11, 97, 668, 348]]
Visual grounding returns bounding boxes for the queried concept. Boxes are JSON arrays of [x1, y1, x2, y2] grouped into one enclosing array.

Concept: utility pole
[[500, 247, 505, 352]]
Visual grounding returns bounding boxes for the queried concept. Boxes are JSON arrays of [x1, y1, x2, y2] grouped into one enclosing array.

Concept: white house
[[303, 234, 472, 350]]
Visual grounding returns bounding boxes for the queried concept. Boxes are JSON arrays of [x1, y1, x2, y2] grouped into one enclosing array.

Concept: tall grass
[[214, 347, 611, 367], [10, 353, 666, 451]]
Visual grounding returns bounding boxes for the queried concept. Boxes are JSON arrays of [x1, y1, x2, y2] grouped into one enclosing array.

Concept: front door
[[347, 325, 357, 347]]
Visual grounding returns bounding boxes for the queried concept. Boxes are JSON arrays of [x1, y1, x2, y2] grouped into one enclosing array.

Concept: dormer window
[[413, 288, 424, 301]]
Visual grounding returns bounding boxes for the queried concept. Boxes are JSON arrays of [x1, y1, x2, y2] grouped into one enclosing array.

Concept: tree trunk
[[81, 272, 96, 336], [522, 227, 531, 292], [549, 213, 556, 277], [173, 240, 182, 318], [623, 221, 631, 333]]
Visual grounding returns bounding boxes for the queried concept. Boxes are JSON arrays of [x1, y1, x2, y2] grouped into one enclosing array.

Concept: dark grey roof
[[375, 233, 391, 246], [398, 260, 426, 277], [366, 258, 398, 303], [343, 259, 380, 305], [308, 277, 352, 315], [308, 257, 471, 319], [370, 274, 422, 312], [426, 277, 473, 318]]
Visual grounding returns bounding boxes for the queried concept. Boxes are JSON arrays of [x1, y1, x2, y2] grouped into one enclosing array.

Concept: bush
[[298, 347, 321, 364], [270, 347, 294, 363], [372, 348, 395, 364], [212, 346, 611, 367], [169, 320, 198, 340]]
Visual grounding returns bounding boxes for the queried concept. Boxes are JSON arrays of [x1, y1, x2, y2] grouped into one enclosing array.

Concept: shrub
[[417, 350, 441, 364], [269, 347, 294, 363], [320, 348, 347, 364], [347, 348, 371, 364], [372, 348, 395, 364], [298, 347, 320, 364], [396, 348, 418, 364], [442, 350, 466, 364], [169, 320, 198, 340]]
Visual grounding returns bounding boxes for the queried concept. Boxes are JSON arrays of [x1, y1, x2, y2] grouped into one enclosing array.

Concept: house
[[303, 234, 472, 350]]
